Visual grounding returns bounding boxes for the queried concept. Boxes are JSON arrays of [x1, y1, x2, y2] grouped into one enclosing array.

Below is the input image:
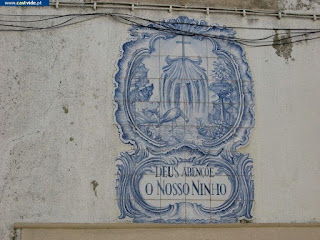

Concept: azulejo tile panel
[[114, 16, 255, 223]]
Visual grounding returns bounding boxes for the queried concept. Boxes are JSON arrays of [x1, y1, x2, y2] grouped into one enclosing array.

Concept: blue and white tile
[[186, 200, 211, 223], [159, 56, 208, 80], [114, 16, 255, 223]]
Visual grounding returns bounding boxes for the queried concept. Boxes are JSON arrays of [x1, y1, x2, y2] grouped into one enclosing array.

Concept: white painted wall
[[1, 2, 320, 239]]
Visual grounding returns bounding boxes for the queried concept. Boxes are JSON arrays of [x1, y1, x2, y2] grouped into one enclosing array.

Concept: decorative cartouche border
[[114, 16, 255, 223]]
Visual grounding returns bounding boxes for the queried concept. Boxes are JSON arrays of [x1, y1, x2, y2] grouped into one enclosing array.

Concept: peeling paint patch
[[91, 180, 98, 197], [273, 30, 294, 62], [62, 106, 68, 114], [280, 0, 320, 11]]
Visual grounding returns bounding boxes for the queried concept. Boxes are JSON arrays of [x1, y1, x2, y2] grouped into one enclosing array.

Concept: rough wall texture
[[1, 2, 320, 240], [92, 0, 278, 10], [279, 0, 320, 11]]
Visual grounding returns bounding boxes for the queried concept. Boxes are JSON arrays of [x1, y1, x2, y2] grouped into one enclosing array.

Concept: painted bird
[[157, 107, 189, 131]]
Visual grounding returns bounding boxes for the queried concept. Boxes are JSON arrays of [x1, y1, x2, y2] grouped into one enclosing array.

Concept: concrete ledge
[[15, 223, 320, 240], [14, 222, 320, 229]]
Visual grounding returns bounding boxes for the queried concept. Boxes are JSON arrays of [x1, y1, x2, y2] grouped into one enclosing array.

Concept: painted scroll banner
[[114, 17, 255, 223]]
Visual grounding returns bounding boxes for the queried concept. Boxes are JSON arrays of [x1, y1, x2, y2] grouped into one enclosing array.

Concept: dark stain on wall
[[91, 180, 99, 197], [62, 106, 68, 114], [273, 30, 294, 62]]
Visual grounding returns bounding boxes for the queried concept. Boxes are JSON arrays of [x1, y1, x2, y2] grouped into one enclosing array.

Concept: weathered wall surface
[[279, 0, 320, 11], [93, 0, 278, 10], [1, 2, 320, 239]]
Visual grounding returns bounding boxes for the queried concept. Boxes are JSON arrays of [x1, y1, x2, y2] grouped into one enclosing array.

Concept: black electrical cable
[[115, 14, 320, 44], [1, 12, 320, 31], [116, 13, 320, 31], [0, 15, 100, 31], [115, 13, 320, 42], [0, 12, 319, 47], [114, 14, 320, 47]]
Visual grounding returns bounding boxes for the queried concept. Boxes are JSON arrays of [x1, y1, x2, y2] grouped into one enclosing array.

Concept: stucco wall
[[92, 0, 278, 10], [1, 2, 320, 239]]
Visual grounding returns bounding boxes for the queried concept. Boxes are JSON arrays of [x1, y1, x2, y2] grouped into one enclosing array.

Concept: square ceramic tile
[[159, 56, 208, 80], [186, 200, 211, 223], [149, 37, 161, 56], [138, 173, 162, 201], [142, 55, 161, 79], [134, 101, 160, 125], [159, 125, 185, 146], [112, 199, 136, 223], [185, 172, 211, 202], [160, 199, 186, 223], [159, 105, 188, 128], [159, 177, 187, 201], [210, 175, 233, 202], [207, 38, 231, 57], [207, 102, 241, 128], [207, 57, 235, 82], [160, 36, 208, 58], [184, 125, 218, 146]]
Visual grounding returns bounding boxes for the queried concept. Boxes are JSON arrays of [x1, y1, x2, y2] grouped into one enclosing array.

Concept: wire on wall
[[0, 12, 320, 47]]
